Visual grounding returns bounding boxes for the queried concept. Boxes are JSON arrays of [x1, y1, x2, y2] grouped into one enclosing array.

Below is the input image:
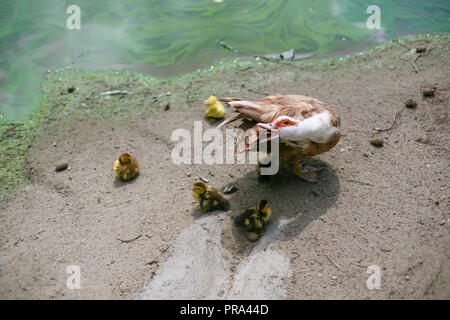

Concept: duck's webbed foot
[[293, 160, 321, 183], [245, 229, 265, 242]]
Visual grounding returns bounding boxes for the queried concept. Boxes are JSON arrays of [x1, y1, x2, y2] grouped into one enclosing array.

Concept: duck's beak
[[257, 122, 275, 131], [257, 123, 280, 143]]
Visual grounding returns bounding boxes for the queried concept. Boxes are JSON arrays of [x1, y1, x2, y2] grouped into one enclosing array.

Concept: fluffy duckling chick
[[204, 95, 225, 122], [113, 153, 139, 181], [192, 181, 229, 212], [235, 200, 272, 242]]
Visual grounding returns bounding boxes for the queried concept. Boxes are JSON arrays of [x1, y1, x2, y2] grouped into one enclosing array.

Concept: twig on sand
[[160, 246, 170, 254], [313, 232, 346, 273], [117, 234, 142, 243], [411, 39, 440, 73], [395, 40, 411, 51], [146, 245, 171, 266], [372, 105, 406, 133], [350, 262, 368, 268], [52, 66, 73, 73], [412, 55, 421, 73], [100, 90, 133, 96], [346, 179, 374, 187]]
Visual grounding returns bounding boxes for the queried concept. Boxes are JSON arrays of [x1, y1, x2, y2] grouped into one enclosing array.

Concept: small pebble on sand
[[370, 138, 384, 147], [55, 162, 69, 172], [405, 99, 417, 109], [199, 176, 209, 183], [423, 88, 436, 97]]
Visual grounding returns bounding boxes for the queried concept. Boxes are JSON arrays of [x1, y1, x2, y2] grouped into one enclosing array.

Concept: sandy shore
[[0, 34, 449, 299]]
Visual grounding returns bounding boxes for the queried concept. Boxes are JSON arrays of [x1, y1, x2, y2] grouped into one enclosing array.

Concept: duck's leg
[[293, 159, 320, 183]]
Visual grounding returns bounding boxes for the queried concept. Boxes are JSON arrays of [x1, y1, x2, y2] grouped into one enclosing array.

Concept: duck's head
[[193, 182, 208, 195], [256, 200, 271, 218], [257, 116, 301, 140], [119, 153, 133, 164], [205, 95, 219, 108]]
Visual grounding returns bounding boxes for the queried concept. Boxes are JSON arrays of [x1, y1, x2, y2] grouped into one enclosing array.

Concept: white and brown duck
[[218, 94, 341, 182]]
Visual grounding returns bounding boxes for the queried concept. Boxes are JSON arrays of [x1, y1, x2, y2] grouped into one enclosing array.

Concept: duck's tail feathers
[[217, 113, 243, 129], [218, 97, 243, 103]]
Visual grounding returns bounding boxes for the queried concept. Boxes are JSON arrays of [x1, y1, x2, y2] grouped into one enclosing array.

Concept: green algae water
[[0, 0, 449, 120]]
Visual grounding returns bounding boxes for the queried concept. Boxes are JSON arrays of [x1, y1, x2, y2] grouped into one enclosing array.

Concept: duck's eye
[[283, 121, 289, 125]]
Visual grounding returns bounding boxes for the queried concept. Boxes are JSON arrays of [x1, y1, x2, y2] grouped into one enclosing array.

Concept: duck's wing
[[218, 94, 327, 127], [234, 207, 257, 226], [217, 94, 340, 153], [216, 99, 274, 152], [258, 94, 334, 122], [217, 95, 322, 152]]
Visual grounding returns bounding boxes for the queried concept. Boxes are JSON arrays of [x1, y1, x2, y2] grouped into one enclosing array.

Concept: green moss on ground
[[0, 121, 35, 203], [0, 33, 448, 204]]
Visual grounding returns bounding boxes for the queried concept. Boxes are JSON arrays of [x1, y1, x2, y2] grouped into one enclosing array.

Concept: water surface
[[0, 0, 449, 119]]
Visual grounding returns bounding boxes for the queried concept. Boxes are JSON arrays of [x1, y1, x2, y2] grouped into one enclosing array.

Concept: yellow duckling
[[235, 200, 272, 242], [113, 153, 139, 181], [204, 95, 225, 122], [192, 181, 229, 212]]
